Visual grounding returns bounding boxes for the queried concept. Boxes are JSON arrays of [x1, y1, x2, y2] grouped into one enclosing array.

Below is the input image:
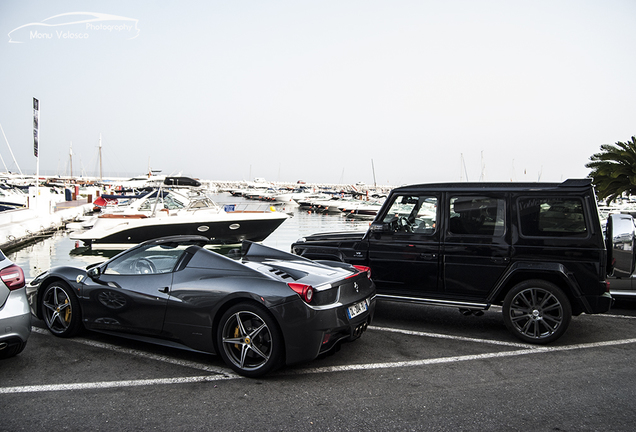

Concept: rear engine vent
[[268, 268, 293, 279]]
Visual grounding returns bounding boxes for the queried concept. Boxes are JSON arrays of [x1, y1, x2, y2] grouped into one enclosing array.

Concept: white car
[[0, 251, 30, 359]]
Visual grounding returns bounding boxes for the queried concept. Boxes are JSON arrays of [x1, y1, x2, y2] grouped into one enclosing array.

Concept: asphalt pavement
[[2, 299, 636, 431]]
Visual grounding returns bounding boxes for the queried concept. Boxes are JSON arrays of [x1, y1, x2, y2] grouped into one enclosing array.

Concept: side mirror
[[369, 222, 388, 233], [606, 213, 636, 277], [87, 266, 102, 279]]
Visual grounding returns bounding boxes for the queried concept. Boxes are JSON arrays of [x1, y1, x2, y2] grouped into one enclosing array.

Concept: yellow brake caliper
[[64, 299, 71, 323]]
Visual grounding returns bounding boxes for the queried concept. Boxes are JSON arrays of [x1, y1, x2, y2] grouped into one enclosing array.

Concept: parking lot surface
[[2, 299, 636, 431]]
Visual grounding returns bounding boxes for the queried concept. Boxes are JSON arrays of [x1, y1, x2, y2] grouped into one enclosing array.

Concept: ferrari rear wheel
[[217, 303, 283, 377], [41, 281, 82, 338]]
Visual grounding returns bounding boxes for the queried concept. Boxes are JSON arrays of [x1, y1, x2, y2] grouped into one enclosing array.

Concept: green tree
[[586, 136, 636, 203]]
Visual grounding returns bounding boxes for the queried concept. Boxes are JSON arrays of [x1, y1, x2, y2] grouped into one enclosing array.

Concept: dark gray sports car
[[28, 236, 376, 377]]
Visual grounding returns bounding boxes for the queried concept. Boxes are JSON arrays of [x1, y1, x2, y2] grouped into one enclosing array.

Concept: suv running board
[[376, 294, 489, 310]]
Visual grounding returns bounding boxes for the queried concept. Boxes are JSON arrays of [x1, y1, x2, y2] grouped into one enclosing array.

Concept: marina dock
[[0, 188, 92, 253]]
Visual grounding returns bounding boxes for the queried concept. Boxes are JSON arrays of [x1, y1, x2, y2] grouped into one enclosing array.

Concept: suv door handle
[[419, 253, 437, 260], [490, 257, 509, 264], [158, 287, 169, 294]]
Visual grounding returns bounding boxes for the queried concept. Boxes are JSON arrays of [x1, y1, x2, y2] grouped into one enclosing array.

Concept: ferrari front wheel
[[41, 281, 82, 337], [217, 303, 283, 377]]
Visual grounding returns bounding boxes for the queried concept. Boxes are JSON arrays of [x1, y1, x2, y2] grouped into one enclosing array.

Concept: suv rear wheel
[[503, 280, 572, 344]]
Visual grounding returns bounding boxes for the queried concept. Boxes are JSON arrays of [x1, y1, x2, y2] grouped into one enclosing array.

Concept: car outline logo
[[8, 11, 140, 43]]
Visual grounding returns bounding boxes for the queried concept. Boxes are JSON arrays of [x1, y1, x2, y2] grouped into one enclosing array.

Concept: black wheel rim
[[42, 286, 73, 334], [221, 310, 272, 372], [508, 287, 563, 339]]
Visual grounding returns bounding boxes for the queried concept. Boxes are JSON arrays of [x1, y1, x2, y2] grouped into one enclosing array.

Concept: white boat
[[338, 200, 385, 218], [0, 184, 28, 208], [70, 181, 289, 249], [305, 197, 348, 214]]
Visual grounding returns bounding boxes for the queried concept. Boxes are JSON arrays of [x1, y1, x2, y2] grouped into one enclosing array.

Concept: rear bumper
[[0, 288, 32, 345], [273, 295, 376, 365], [583, 292, 614, 314]]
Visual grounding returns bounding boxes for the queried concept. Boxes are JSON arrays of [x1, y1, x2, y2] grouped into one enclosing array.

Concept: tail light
[[353, 265, 371, 279], [0, 264, 25, 290], [288, 283, 314, 303]]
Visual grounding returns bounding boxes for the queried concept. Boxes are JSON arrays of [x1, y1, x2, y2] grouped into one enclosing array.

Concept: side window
[[449, 196, 505, 236], [381, 195, 437, 234], [518, 197, 587, 237], [103, 244, 188, 275]]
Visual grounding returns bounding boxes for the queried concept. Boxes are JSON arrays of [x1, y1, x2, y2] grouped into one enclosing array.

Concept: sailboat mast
[[69, 142, 73, 178], [0, 122, 23, 175], [460, 153, 469, 182], [371, 159, 377, 189], [99, 134, 103, 181]]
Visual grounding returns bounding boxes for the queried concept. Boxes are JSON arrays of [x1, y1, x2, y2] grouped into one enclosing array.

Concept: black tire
[[0, 340, 27, 359], [41, 281, 83, 338], [217, 303, 283, 377], [503, 280, 572, 344]]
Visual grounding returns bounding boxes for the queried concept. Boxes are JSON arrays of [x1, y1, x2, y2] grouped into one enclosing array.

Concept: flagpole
[[33, 97, 39, 210]]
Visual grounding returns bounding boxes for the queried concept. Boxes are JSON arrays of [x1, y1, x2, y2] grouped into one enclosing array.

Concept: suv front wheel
[[502, 280, 572, 344]]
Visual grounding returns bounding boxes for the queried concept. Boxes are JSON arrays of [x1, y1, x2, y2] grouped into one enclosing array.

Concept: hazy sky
[[1, 0, 634, 186]]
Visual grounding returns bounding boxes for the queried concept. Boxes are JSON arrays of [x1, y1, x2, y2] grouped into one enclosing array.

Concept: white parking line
[[0, 375, 237, 394], [290, 337, 636, 375], [369, 326, 536, 348], [597, 313, 636, 319], [7, 327, 635, 394]]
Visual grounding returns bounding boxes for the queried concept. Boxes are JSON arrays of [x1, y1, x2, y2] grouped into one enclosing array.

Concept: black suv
[[292, 179, 631, 344]]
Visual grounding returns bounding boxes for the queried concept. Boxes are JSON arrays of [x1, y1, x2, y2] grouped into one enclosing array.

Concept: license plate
[[347, 299, 368, 319]]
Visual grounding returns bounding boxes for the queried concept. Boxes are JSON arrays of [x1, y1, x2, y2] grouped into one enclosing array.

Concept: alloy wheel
[[42, 285, 73, 334], [221, 310, 273, 372], [507, 287, 564, 340]]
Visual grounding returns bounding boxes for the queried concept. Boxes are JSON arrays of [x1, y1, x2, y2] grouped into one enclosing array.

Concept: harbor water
[[5, 200, 373, 280]]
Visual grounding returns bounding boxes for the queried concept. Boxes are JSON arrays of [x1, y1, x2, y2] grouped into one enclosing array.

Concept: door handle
[[158, 287, 169, 294], [419, 253, 437, 260], [490, 257, 509, 264]]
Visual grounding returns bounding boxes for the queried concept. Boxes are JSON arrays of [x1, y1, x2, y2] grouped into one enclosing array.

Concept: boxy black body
[[292, 179, 624, 343]]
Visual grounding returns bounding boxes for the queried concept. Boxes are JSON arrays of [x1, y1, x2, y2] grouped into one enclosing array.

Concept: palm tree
[[586, 136, 636, 203]]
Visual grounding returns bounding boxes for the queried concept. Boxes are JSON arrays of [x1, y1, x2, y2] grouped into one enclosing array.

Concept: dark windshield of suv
[[518, 197, 587, 237]]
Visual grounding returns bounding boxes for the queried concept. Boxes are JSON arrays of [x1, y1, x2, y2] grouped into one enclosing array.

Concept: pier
[[0, 187, 92, 253]]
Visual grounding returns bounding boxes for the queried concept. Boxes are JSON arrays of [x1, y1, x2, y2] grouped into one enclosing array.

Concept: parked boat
[[339, 200, 384, 218], [69, 179, 289, 249], [0, 184, 28, 208]]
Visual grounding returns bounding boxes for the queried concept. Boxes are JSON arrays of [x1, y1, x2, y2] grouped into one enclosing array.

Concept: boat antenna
[[0, 123, 23, 175]]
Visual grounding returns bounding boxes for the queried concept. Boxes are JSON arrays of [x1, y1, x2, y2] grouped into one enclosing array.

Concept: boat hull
[[70, 212, 288, 249]]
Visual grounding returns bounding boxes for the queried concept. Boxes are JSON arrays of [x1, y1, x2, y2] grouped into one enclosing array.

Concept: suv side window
[[518, 197, 587, 237], [381, 195, 438, 234], [449, 196, 505, 236]]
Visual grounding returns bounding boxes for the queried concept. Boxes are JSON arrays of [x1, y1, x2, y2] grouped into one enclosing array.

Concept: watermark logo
[[8, 11, 140, 43]]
